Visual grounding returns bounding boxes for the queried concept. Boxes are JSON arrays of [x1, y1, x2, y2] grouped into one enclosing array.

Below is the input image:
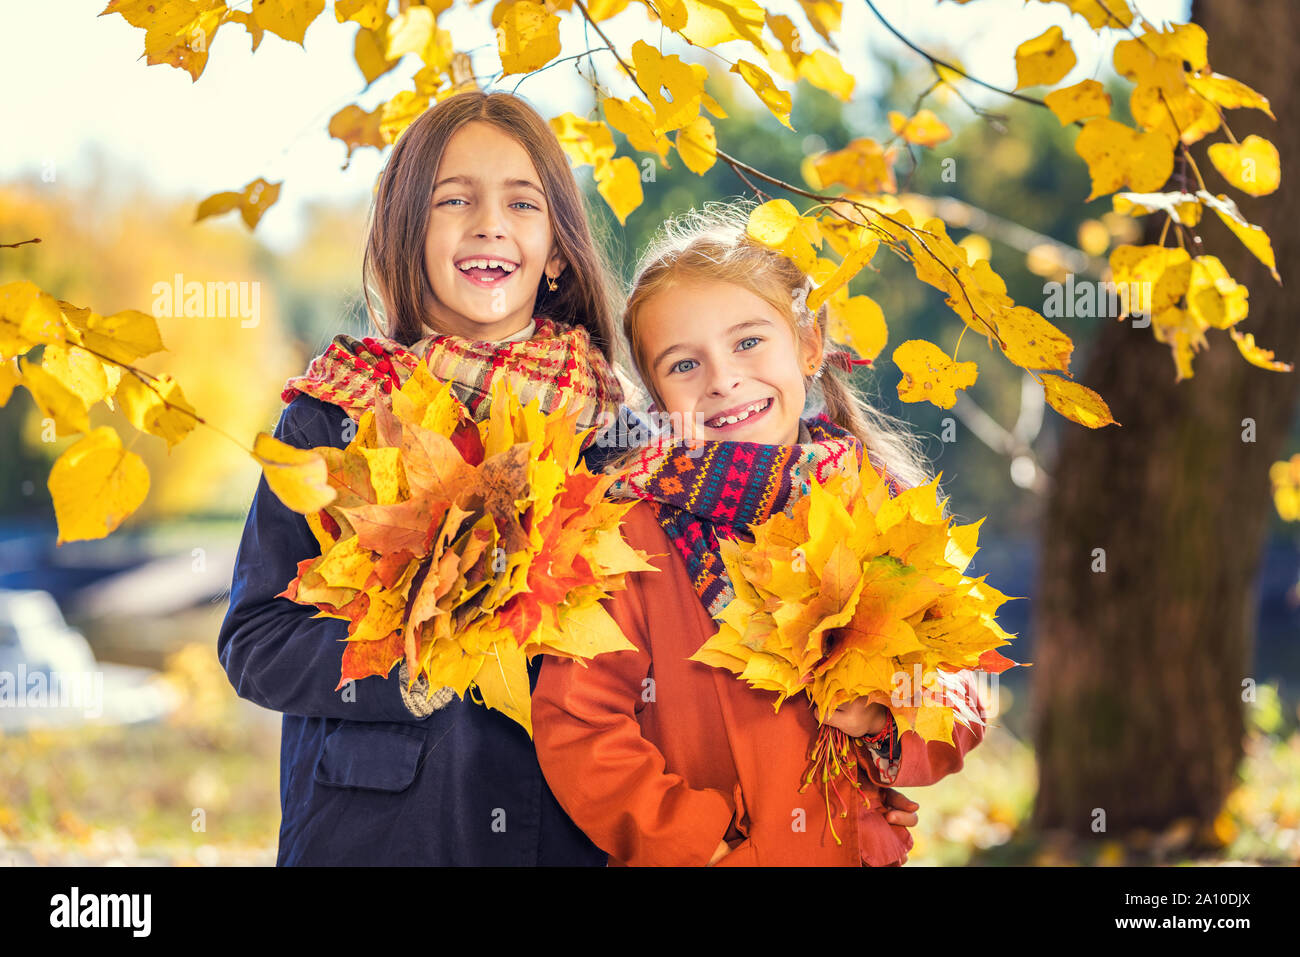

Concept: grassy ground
[[1, 642, 1296, 866]]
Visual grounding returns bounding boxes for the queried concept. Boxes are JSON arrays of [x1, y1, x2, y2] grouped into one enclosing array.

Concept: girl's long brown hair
[[361, 91, 620, 360], [618, 202, 937, 494]]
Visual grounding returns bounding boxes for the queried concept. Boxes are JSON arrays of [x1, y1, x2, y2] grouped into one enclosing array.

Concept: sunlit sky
[[1, 0, 1188, 252]]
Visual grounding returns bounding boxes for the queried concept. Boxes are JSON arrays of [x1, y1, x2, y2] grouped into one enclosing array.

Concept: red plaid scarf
[[608, 415, 903, 618], [280, 317, 623, 440]]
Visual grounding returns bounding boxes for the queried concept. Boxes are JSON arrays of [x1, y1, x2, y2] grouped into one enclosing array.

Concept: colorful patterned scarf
[[608, 414, 903, 618], [280, 317, 623, 441]]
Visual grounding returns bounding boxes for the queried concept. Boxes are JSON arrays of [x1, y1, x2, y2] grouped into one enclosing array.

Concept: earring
[[546, 274, 559, 292]]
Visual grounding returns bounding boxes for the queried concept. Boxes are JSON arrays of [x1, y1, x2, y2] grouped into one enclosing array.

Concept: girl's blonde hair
[[619, 201, 936, 493]]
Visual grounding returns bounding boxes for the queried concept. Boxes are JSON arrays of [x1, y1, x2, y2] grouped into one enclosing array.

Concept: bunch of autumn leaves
[[279, 364, 654, 736], [692, 464, 1021, 749], [282, 361, 1019, 741]]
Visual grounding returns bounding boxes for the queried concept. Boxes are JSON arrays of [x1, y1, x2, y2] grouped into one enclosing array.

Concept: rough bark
[[1030, 0, 1300, 838]]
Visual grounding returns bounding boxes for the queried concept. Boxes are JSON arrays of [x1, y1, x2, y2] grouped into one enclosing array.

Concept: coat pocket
[[313, 722, 424, 793]]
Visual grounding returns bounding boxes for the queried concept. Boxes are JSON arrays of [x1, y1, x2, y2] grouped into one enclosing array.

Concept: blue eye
[[438, 198, 466, 207], [511, 200, 539, 210], [669, 358, 698, 375], [738, 336, 762, 350]]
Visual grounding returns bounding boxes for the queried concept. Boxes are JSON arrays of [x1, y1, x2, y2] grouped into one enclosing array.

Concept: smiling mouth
[[455, 258, 518, 286], [704, 397, 773, 429]]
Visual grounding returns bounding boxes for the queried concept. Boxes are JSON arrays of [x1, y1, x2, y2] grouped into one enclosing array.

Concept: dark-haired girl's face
[[423, 121, 565, 340]]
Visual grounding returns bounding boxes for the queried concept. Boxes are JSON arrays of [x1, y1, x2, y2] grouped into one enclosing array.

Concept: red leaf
[[978, 647, 1023, 674], [338, 629, 404, 687]]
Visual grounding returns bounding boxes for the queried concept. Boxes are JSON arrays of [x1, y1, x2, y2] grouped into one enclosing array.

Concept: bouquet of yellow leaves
[[278, 363, 655, 736], [690, 459, 1024, 832]]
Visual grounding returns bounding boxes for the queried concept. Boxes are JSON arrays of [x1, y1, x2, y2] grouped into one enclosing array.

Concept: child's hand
[[879, 788, 920, 864], [825, 698, 890, 737]]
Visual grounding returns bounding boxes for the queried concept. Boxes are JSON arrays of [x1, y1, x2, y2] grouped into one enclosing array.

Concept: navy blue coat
[[218, 394, 629, 866]]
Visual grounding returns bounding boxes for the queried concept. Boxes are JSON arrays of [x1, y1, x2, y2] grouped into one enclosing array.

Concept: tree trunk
[[1030, 0, 1300, 841]]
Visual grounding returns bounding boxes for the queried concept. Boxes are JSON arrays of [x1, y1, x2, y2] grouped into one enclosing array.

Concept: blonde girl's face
[[640, 279, 822, 446], [423, 121, 566, 340]]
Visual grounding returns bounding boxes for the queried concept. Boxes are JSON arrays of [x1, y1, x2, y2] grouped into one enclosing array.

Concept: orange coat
[[533, 500, 987, 867]]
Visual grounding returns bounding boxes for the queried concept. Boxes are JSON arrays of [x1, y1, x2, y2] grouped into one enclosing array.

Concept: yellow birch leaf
[[38, 344, 111, 410], [805, 138, 896, 194], [496, 1, 561, 75], [102, 0, 230, 82], [994, 306, 1073, 373], [1034, 0, 1134, 30], [196, 177, 282, 230], [797, 0, 841, 47], [631, 40, 703, 132], [807, 238, 877, 313], [747, 199, 801, 247], [1207, 135, 1280, 197], [679, 0, 766, 47], [0, 359, 17, 406], [355, 22, 400, 84], [550, 113, 617, 169], [1186, 255, 1248, 330], [893, 339, 977, 409], [798, 50, 855, 101], [329, 103, 386, 165], [675, 115, 717, 175], [1186, 72, 1274, 120], [594, 155, 643, 225], [585, 0, 631, 19], [827, 295, 887, 362], [1044, 79, 1111, 125], [385, 5, 435, 59], [17, 358, 90, 435], [602, 97, 671, 161], [767, 13, 803, 70], [1075, 118, 1174, 200], [48, 427, 150, 545], [1040, 373, 1117, 428], [1229, 329, 1294, 373], [888, 109, 951, 147], [0, 280, 66, 360], [731, 60, 793, 130], [62, 306, 163, 368], [654, 0, 688, 30], [115, 372, 199, 448], [250, 0, 325, 46], [335, 0, 387, 30], [251, 431, 338, 514], [1014, 26, 1076, 90], [1206, 193, 1280, 282], [1141, 22, 1208, 71], [379, 90, 431, 144]]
